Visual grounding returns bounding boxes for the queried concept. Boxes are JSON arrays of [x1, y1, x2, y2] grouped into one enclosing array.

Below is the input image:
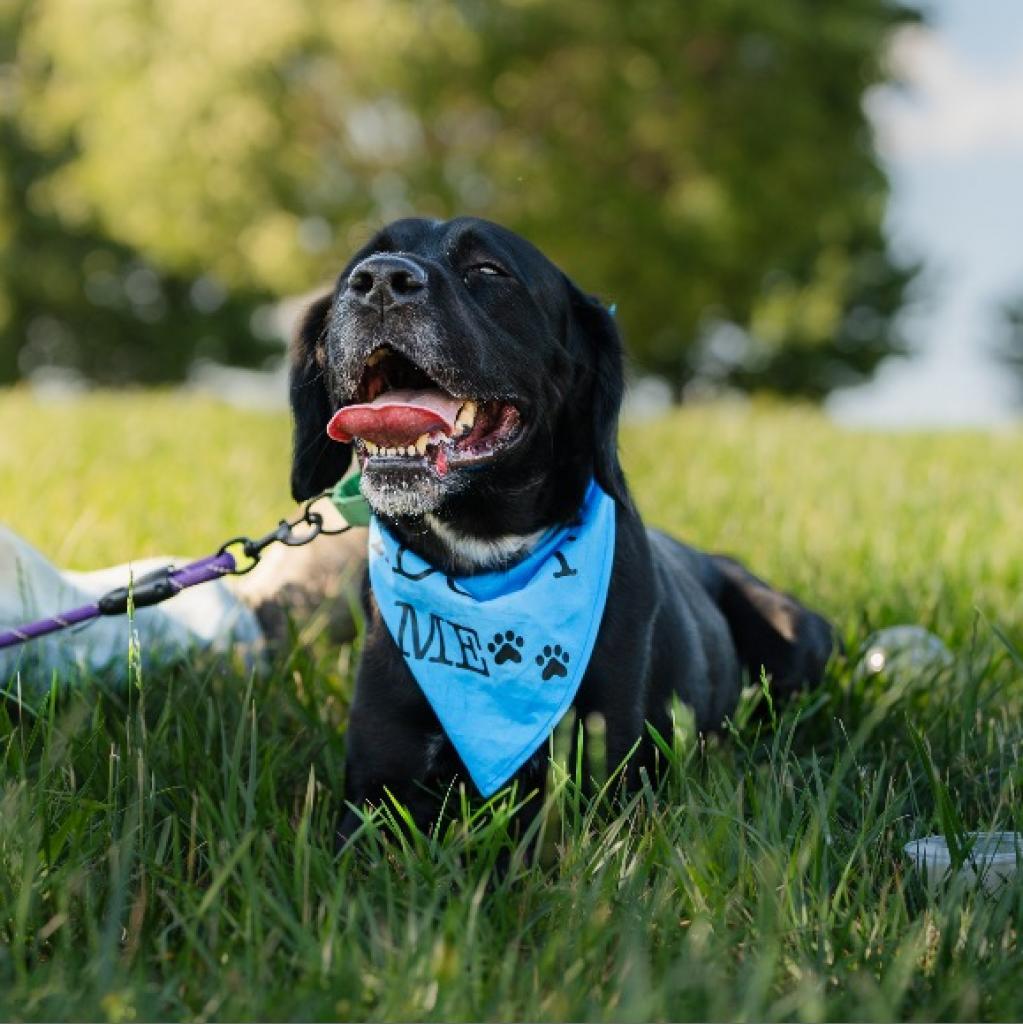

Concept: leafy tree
[[0, 2, 276, 384], [6, 0, 914, 394], [998, 297, 1023, 405]]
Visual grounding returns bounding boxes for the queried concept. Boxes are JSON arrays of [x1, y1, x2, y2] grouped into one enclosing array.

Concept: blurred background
[[0, 0, 1019, 426]]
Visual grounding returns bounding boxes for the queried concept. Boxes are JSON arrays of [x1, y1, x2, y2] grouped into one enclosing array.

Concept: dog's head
[[290, 217, 628, 558]]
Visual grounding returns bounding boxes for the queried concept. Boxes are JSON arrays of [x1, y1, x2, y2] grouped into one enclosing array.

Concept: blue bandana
[[368, 481, 616, 796]]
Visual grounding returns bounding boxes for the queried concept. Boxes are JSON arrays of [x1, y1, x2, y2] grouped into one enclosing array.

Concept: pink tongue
[[326, 389, 463, 446]]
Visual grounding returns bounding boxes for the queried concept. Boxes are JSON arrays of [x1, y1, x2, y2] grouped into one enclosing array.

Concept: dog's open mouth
[[325, 346, 522, 476]]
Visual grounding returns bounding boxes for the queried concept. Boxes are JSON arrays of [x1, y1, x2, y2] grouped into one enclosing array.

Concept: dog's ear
[[289, 292, 352, 501], [565, 281, 631, 507]]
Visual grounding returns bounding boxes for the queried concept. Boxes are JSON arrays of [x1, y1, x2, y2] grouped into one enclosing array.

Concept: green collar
[[329, 473, 372, 527]]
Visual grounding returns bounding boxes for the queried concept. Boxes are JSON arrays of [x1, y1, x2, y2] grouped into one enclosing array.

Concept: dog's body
[[289, 216, 835, 838]]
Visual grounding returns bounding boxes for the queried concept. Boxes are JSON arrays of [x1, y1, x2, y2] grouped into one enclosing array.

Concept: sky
[[827, 0, 1023, 427]]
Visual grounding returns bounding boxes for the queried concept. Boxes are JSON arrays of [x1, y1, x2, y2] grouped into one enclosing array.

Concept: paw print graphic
[[487, 630, 525, 665], [536, 644, 570, 681]]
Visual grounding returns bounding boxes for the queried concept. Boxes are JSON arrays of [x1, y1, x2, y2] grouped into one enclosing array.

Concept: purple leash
[[0, 490, 353, 652], [0, 552, 237, 650]]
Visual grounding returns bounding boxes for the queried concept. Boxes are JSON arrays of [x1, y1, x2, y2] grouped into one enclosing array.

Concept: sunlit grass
[[2, 390, 1023, 1021]]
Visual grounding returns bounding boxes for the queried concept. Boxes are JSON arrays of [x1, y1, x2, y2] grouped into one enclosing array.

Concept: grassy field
[[2, 390, 1023, 1021]]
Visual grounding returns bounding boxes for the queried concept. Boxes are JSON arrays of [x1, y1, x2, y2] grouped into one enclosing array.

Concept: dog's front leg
[[503, 753, 549, 849], [335, 778, 446, 849], [576, 612, 660, 795], [333, 633, 454, 845], [334, 709, 450, 848]]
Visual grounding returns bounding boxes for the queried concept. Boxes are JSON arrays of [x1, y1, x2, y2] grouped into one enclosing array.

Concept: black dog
[[289, 216, 835, 840]]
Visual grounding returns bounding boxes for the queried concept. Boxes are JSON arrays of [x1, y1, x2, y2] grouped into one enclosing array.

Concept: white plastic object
[[904, 832, 1021, 894], [856, 625, 953, 678]]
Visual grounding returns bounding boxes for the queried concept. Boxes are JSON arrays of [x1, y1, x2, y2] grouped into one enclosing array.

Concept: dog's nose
[[346, 254, 427, 310]]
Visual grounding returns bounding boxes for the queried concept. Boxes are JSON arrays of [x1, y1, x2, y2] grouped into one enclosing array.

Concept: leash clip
[[218, 520, 295, 574], [217, 488, 355, 574]]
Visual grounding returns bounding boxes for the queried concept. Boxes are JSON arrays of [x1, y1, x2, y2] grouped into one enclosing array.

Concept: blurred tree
[[6, 0, 914, 395], [0, 1, 277, 384], [998, 297, 1023, 404]]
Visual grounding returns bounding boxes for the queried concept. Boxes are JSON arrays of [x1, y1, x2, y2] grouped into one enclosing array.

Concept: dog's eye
[[463, 262, 508, 282]]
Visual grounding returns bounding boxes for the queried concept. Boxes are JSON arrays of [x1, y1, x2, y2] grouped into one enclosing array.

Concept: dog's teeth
[[455, 401, 478, 434], [366, 439, 431, 457], [366, 349, 387, 367]]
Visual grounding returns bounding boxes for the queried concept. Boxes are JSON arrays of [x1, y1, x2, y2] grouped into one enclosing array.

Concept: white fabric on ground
[[0, 525, 264, 694]]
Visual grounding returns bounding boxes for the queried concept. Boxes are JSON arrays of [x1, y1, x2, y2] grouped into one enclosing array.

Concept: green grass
[[2, 389, 1023, 1021]]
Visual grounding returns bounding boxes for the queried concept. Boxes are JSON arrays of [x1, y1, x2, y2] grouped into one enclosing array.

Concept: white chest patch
[[424, 515, 545, 572]]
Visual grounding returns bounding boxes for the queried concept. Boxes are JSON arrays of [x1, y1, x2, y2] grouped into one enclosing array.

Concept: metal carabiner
[[300, 489, 354, 537], [216, 490, 353, 575], [278, 510, 325, 547]]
